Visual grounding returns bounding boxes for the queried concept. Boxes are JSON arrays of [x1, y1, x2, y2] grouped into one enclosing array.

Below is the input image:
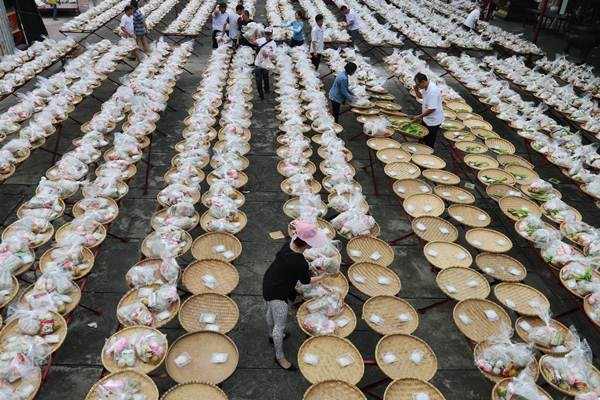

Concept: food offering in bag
[[118, 284, 179, 328], [23, 269, 78, 314], [143, 226, 191, 258], [475, 328, 536, 381], [18, 194, 64, 221], [2, 217, 53, 248], [56, 213, 106, 248], [517, 305, 569, 353], [152, 202, 198, 231], [304, 244, 341, 276], [0, 237, 34, 274], [40, 240, 94, 279], [561, 221, 598, 248], [36, 176, 80, 199], [494, 369, 552, 400], [515, 215, 556, 242], [83, 175, 128, 201], [73, 196, 119, 224], [104, 328, 166, 371], [541, 198, 580, 224], [93, 375, 150, 400], [560, 259, 600, 298], [157, 183, 200, 207], [331, 197, 377, 238], [533, 230, 580, 269], [585, 284, 600, 324]]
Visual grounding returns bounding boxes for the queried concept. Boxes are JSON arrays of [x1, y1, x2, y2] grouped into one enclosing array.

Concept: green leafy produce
[[482, 175, 507, 184], [527, 191, 553, 202], [508, 208, 530, 218], [468, 160, 489, 168], [492, 146, 509, 154], [511, 172, 528, 180], [466, 145, 481, 152], [395, 122, 426, 138]]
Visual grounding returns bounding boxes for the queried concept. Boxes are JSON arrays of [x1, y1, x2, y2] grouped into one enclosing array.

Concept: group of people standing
[[119, 0, 151, 60]]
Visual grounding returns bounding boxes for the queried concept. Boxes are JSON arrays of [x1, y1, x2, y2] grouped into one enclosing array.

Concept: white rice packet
[[466, 280, 479, 288], [426, 249, 438, 257], [472, 239, 482, 246], [396, 186, 406, 193], [210, 352, 229, 364], [398, 313, 412, 322], [369, 314, 385, 326], [199, 313, 217, 324], [420, 186, 430, 193], [415, 223, 427, 231], [453, 215, 464, 222], [304, 353, 319, 365], [156, 310, 172, 321], [423, 205, 433, 213], [455, 252, 467, 260], [44, 334, 60, 344], [439, 227, 449, 234], [223, 250, 235, 259], [496, 239, 507, 246], [413, 393, 430, 400], [458, 313, 472, 324], [410, 350, 424, 365], [213, 244, 225, 253], [478, 214, 487, 221], [337, 353, 355, 368], [505, 299, 516, 308], [518, 320, 532, 332], [206, 324, 220, 332], [174, 351, 191, 367], [483, 267, 493, 274], [508, 268, 521, 276], [370, 251, 382, 261], [336, 316, 350, 327], [353, 274, 366, 283], [202, 273, 217, 289], [484, 309, 499, 321], [406, 204, 416, 212], [377, 276, 391, 285], [382, 352, 397, 364], [138, 287, 153, 298], [349, 249, 362, 257], [446, 285, 458, 294]]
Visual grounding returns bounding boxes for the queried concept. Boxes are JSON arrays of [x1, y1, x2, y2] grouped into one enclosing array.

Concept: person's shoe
[[259, 95, 265, 100], [275, 357, 296, 371], [268, 332, 290, 343]]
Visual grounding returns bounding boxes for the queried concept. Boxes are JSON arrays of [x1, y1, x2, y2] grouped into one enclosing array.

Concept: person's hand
[[410, 115, 420, 122], [413, 84, 419, 93]]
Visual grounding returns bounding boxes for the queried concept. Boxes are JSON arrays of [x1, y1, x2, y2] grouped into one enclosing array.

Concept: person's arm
[[413, 94, 437, 120], [291, 21, 303, 35], [341, 77, 354, 103]]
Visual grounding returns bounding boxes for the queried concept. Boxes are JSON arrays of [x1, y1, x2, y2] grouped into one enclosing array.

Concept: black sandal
[[274, 357, 297, 371]]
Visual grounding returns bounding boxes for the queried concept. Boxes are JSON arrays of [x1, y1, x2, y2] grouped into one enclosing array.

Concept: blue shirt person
[[328, 62, 357, 123]]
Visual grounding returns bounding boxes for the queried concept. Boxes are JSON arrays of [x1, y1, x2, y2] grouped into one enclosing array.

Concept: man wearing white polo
[[412, 73, 444, 148]]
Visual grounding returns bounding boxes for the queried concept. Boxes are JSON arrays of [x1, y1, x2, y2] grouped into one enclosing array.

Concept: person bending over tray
[[262, 221, 327, 370], [276, 10, 306, 47], [212, 2, 229, 49], [412, 72, 444, 149], [328, 62, 357, 123], [253, 28, 277, 100]]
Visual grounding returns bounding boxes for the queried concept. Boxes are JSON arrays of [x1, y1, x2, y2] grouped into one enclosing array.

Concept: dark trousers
[[422, 123, 441, 148], [311, 53, 321, 69], [331, 100, 341, 123], [462, 24, 471, 31], [290, 39, 304, 47], [254, 66, 270, 99], [212, 30, 222, 48]]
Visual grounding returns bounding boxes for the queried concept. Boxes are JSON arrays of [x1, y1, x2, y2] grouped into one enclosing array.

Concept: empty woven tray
[[297, 302, 356, 338], [85, 371, 158, 400], [411, 154, 446, 170], [375, 334, 437, 381], [347, 236, 394, 267], [376, 148, 411, 163], [363, 295, 418, 335], [477, 168, 516, 186], [101, 326, 168, 374], [367, 138, 401, 151], [497, 154, 534, 169], [182, 260, 239, 295], [475, 253, 526, 282], [421, 169, 460, 185], [434, 185, 475, 204], [453, 298, 512, 343], [465, 228, 512, 253], [436, 267, 490, 301], [384, 162, 421, 180], [412, 216, 458, 243], [348, 262, 401, 297], [393, 179, 432, 199], [515, 316, 574, 356], [464, 154, 499, 170], [494, 283, 550, 316], [403, 194, 445, 218], [384, 378, 446, 400], [498, 196, 542, 221], [443, 131, 476, 142], [447, 205, 490, 228], [303, 381, 365, 400], [179, 293, 239, 334], [400, 142, 434, 155], [161, 382, 228, 400], [423, 241, 472, 269], [191, 232, 242, 262], [298, 335, 364, 385], [486, 184, 523, 201]]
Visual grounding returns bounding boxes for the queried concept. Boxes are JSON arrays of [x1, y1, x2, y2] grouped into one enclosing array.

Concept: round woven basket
[[446, 100, 473, 113], [39, 245, 95, 279], [209, 155, 250, 171], [393, 179, 432, 199], [283, 198, 328, 219], [520, 185, 561, 202], [322, 176, 362, 194], [560, 267, 600, 299], [455, 140, 488, 154], [366, 138, 401, 151], [540, 354, 600, 396], [276, 145, 313, 159], [179, 293, 239, 334], [218, 127, 251, 141], [423, 241, 472, 269], [281, 178, 322, 195], [473, 342, 539, 383], [465, 228, 512, 253], [384, 162, 421, 180], [403, 194, 445, 218], [447, 205, 490, 228], [464, 119, 493, 131], [471, 128, 500, 140], [400, 142, 434, 155], [497, 154, 534, 169], [297, 335, 364, 385], [498, 196, 542, 221], [2, 221, 54, 249], [18, 282, 81, 315], [214, 140, 250, 155], [141, 229, 192, 258], [443, 130, 476, 142], [478, 168, 516, 186], [411, 154, 446, 170], [436, 267, 490, 301], [434, 185, 475, 204], [161, 382, 228, 400], [485, 138, 516, 155], [288, 218, 336, 240], [475, 253, 526, 282], [328, 193, 369, 214], [303, 380, 365, 400], [165, 331, 239, 384], [182, 259, 239, 295], [151, 208, 200, 232], [157, 187, 200, 208], [376, 148, 411, 164], [412, 216, 458, 243], [55, 222, 107, 249], [347, 262, 401, 297], [206, 172, 248, 188], [503, 165, 539, 186], [297, 302, 356, 338], [375, 334, 437, 381], [453, 298, 512, 343], [463, 154, 499, 170], [346, 236, 394, 267], [85, 370, 159, 400], [362, 296, 418, 335], [201, 190, 245, 208], [317, 146, 352, 162], [300, 272, 349, 300], [72, 196, 119, 224], [384, 378, 446, 400], [514, 316, 574, 355], [116, 285, 180, 328], [101, 326, 168, 374], [200, 211, 248, 235], [486, 184, 523, 201], [191, 232, 242, 262], [493, 283, 550, 316], [0, 310, 66, 356], [17, 198, 66, 221], [0, 164, 16, 182], [0, 275, 19, 308], [491, 378, 552, 400], [441, 119, 465, 131], [421, 169, 460, 185]]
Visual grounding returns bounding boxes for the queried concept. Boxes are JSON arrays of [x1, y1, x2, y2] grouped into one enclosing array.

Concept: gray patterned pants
[[265, 300, 288, 359]]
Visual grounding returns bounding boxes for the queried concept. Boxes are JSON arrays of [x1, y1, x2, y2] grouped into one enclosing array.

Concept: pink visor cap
[[291, 220, 330, 248]]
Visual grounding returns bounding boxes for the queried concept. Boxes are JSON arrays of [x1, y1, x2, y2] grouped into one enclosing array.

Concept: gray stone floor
[[1, 1, 599, 399]]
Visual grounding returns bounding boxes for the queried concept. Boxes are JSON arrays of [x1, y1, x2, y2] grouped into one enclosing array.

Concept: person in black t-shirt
[[262, 221, 329, 370], [238, 10, 254, 48]]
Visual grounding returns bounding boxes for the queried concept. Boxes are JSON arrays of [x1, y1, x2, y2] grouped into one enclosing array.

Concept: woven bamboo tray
[[0, 275, 19, 308], [515, 316, 574, 355], [165, 331, 238, 384], [17, 198, 66, 221], [362, 296, 418, 335], [206, 172, 249, 188], [346, 236, 394, 267], [560, 267, 600, 299], [464, 119, 493, 131], [299, 272, 349, 299], [453, 298, 512, 343], [447, 205, 490, 228], [200, 211, 248, 235], [0, 164, 16, 182], [164, 166, 204, 185], [281, 178, 322, 195], [497, 154, 534, 169], [116, 285, 180, 328], [434, 185, 475, 204], [539, 354, 600, 397], [201, 191, 245, 208], [18, 281, 81, 315], [317, 146, 352, 162], [161, 382, 228, 400], [366, 138, 401, 151], [72, 196, 119, 224], [55, 222, 107, 249], [376, 148, 411, 164], [463, 154, 499, 171], [444, 130, 477, 142], [421, 169, 460, 185], [475, 253, 526, 282], [400, 142, 434, 155], [85, 371, 159, 400], [101, 326, 168, 374], [485, 138, 516, 155], [403, 194, 445, 218], [384, 162, 421, 180], [494, 283, 550, 316], [39, 245, 95, 279], [276, 145, 313, 159], [191, 232, 242, 262], [486, 184, 523, 201], [492, 378, 552, 400], [322, 176, 362, 194], [504, 165, 539, 186], [411, 154, 446, 170], [179, 293, 239, 334], [375, 334, 437, 381], [218, 128, 251, 141], [473, 342, 539, 383], [465, 228, 512, 253], [289, 218, 336, 240], [328, 193, 369, 213], [456, 112, 483, 121], [384, 378, 446, 400], [0, 310, 66, 356], [157, 187, 200, 208], [455, 140, 488, 154], [498, 196, 542, 221], [441, 119, 465, 131], [210, 155, 250, 171], [446, 100, 473, 113], [348, 262, 401, 297], [410, 208, 454, 239], [297, 335, 364, 385], [182, 259, 239, 295], [423, 242, 472, 269], [520, 185, 561, 202], [276, 160, 317, 177], [297, 302, 356, 338], [436, 267, 490, 301], [283, 198, 327, 219], [2, 221, 54, 249], [478, 168, 517, 186], [471, 128, 500, 140], [141, 229, 192, 258], [151, 208, 200, 232], [393, 179, 432, 199], [303, 381, 365, 400]]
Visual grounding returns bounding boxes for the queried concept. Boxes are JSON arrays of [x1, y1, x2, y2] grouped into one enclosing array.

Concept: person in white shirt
[[226, 5, 244, 47], [463, 8, 480, 31], [212, 2, 228, 48], [254, 28, 277, 100], [310, 14, 325, 69], [340, 5, 361, 43], [412, 73, 444, 148], [120, 5, 135, 38]]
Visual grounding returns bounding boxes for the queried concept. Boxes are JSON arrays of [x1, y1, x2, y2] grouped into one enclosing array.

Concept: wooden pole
[[0, 0, 16, 55], [533, 0, 550, 43]]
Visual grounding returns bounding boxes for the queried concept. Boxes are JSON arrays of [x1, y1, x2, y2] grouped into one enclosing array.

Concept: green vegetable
[[468, 160, 489, 168], [508, 208, 530, 218], [466, 146, 481, 152], [527, 192, 552, 202], [482, 175, 507, 184], [511, 172, 528, 180], [492, 146, 509, 154]]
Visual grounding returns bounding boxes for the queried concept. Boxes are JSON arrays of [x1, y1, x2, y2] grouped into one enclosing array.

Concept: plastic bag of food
[[134, 331, 165, 364], [475, 328, 533, 378], [117, 302, 154, 326], [526, 305, 565, 349], [495, 369, 549, 400], [305, 292, 344, 317], [301, 312, 336, 335]]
